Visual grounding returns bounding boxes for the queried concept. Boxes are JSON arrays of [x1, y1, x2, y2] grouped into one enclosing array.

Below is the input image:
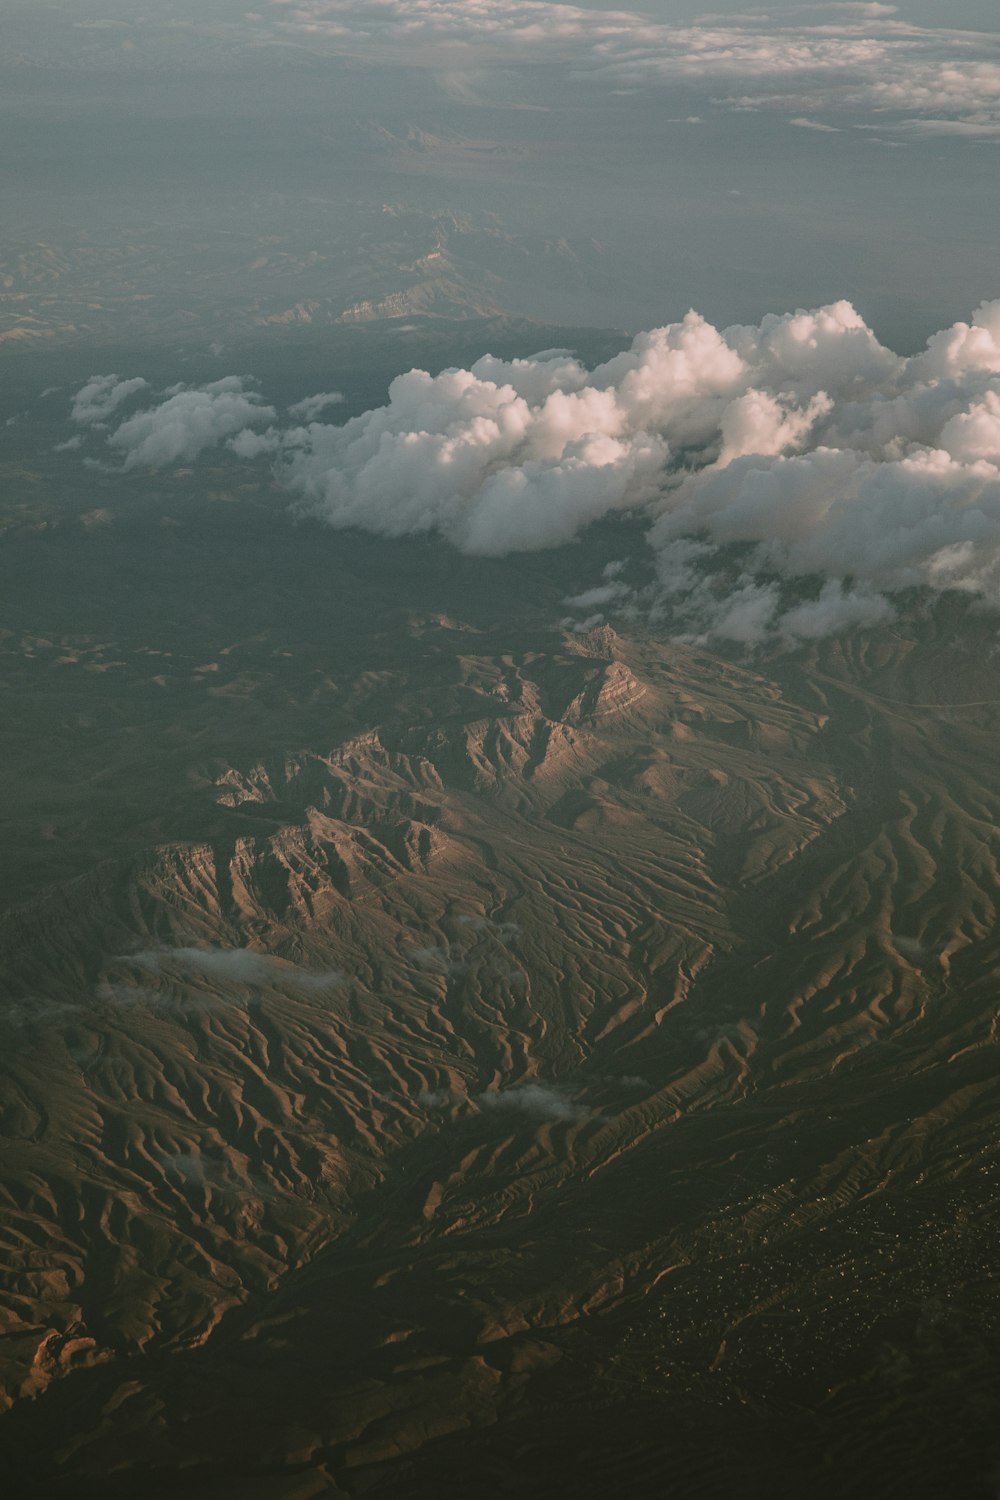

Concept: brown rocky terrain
[[2, 586, 1000, 1497]]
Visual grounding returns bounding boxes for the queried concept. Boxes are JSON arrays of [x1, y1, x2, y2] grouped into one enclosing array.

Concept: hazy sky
[[4, 1, 1000, 346], [11, 1, 1000, 647]]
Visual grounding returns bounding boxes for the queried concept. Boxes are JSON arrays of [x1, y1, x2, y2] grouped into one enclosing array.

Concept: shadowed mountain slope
[[2, 609, 1000, 1497]]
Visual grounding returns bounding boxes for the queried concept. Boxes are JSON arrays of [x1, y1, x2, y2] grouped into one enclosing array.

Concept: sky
[[4, 1, 1000, 347], [10, 2, 1000, 643]]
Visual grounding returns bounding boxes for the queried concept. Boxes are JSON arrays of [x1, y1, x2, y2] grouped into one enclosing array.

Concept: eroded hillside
[[2, 608, 1000, 1498]]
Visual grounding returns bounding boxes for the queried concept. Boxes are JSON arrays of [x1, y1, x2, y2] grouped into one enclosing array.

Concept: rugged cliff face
[[2, 610, 999, 1497]]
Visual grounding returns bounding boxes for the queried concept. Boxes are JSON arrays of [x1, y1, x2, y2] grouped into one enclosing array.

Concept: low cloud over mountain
[[68, 296, 1000, 640]]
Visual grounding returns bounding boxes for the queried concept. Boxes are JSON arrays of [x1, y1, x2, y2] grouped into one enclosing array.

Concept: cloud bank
[[242, 296, 1000, 640], [75, 295, 1000, 642], [266, 0, 1000, 137], [13, 3, 1000, 137]]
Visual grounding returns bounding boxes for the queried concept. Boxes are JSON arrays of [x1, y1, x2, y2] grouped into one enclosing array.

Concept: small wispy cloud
[[477, 1082, 588, 1122], [287, 391, 345, 420], [789, 117, 841, 133], [71, 373, 148, 426], [118, 946, 344, 992]]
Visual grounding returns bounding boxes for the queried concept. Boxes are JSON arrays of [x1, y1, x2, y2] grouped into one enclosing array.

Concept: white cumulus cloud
[[279, 353, 670, 553], [271, 296, 1000, 640], [106, 378, 276, 470], [71, 373, 149, 425], [99, 295, 1000, 642]]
